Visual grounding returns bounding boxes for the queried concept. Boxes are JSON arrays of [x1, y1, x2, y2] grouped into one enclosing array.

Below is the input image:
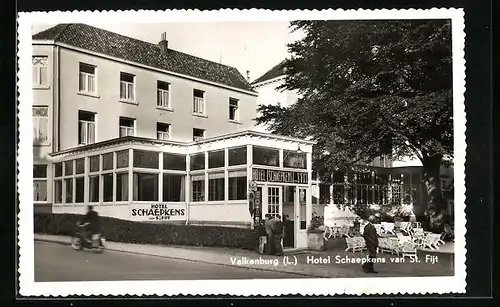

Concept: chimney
[[158, 32, 168, 53], [246, 70, 250, 82]]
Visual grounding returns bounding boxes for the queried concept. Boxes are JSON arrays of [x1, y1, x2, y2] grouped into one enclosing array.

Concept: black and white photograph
[[17, 9, 466, 296]]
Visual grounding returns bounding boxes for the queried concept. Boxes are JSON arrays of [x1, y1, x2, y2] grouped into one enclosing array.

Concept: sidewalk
[[34, 234, 455, 278]]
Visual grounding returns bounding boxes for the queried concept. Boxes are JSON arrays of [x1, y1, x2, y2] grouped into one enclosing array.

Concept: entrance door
[[266, 186, 282, 219]]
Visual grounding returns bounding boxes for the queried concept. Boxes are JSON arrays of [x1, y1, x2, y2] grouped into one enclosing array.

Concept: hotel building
[[32, 24, 315, 248]]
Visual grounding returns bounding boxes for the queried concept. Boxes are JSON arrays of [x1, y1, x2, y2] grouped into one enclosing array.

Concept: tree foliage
[[256, 20, 453, 231]]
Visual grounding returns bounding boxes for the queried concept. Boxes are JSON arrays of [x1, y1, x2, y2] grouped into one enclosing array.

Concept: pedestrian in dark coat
[[264, 214, 275, 255], [362, 215, 379, 273], [273, 215, 284, 256]]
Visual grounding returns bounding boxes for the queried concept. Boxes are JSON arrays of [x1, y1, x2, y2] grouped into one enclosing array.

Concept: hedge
[[34, 213, 261, 250]]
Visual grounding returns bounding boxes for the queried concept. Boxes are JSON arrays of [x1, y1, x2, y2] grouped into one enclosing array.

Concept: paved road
[[35, 242, 304, 281]]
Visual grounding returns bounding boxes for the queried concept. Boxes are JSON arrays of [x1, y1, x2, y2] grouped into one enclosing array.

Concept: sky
[[32, 22, 305, 83]]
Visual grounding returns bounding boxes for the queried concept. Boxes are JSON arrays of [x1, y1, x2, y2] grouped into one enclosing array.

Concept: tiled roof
[[251, 60, 287, 85], [32, 24, 255, 93]]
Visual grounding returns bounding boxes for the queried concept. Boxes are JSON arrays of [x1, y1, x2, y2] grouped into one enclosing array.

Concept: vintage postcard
[[17, 8, 466, 296]]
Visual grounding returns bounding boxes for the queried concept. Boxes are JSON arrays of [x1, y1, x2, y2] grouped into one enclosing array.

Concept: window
[[32, 56, 48, 87], [75, 177, 84, 203], [54, 163, 62, 177], [89, 155, 100, 173], [64, 160, 73, 176], [75, 158, 85, 174], [133, 150, 159, 169], [116, 173, 129, 201], [78, 111, 96, 145], [79, 63, 96, 93], [119, 117, 135, 137], [33, 107, 49, 145], [229, 98, 239, 121], [193, 89, 205, 114], [64, 178, 73, 203], [190, 153, 205, 170], [191, 174, 205, 202], [89, 175, 99, 202], [102, 153, 113, 170], [228, 146, 247, 166], [116, 150, 129, 169], [54, 180, 62, 203], [103, 173, 113, 202], [283, 150, 307, 169], [193, 128, 205, 142], [163, 153, 186, 171], [133, 173, 158, 201], [299, 188, 307, 229], [208, 172, 224, 201], [120, 72, 135, 101], [229, 170, 247, 200], [208, 150, 224, 169], [157, 81, 170, 108], [163, 174, 186, 202], [157, 123, 170, 140], [33, 165, 47, 202], [253, 146, 279, 167]]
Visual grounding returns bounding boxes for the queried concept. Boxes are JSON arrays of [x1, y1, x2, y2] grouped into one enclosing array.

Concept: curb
[[35, 238, 325, 278]]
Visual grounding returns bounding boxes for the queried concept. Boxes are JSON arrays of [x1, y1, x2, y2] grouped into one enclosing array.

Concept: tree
[[255, 20, 453, 232]]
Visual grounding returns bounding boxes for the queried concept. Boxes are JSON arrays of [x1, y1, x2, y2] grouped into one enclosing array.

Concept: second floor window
[[79, 63, 96, 93], [229, 98, 239, 121], [157, 81, 170, 108], [193, 128, 205, 142], [32, 106, 49, 145], [157, 122, 170, 140], [32, 56, 48, 87], [119, 117, 135, 137], [78, 111, 96, 145], [120, 72, 135, 101], [193, 89, 205, 114]]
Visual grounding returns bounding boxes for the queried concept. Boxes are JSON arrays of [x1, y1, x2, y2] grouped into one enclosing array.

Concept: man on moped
[[80, 205, 100, 244]]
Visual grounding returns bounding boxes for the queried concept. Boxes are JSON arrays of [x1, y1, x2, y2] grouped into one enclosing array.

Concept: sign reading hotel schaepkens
[[252, 168, 308, 184], [130, 203, 187, 221]]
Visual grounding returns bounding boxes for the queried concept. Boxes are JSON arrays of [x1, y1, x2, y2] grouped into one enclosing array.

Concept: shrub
[[34, 213, 260, 250], [307, 214, 325, 234]]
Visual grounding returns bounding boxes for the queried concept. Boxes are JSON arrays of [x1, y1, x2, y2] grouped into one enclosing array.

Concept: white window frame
[[229, 98, 239, 121], [78, 113, 96, 145], [119, 117, 136, 137], [79, 63, 97, 94], [193, 128, 205, 142], [32, 56, 48, 87], [193, 90, 205, 115], [120, 73, 136, 101], [157, 123, 170, 140], [157, 81, 170, 109], [33, 164, 48, 203], [33, 106, 49, 145]]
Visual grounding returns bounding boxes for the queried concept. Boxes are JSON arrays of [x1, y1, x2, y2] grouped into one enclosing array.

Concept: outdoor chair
[[389, 237, 401, 255], [345, 237, 365, 253], [422, 234, 440, 250], [400, 241, 418, 258], [381, 222, 396, 235], [374, 224, 384, 236], [396, 232, 412, 245]]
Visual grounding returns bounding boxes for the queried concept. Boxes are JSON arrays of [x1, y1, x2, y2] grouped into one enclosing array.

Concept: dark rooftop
[[251, 60, 287, 85], [33, 24, 255, 93]]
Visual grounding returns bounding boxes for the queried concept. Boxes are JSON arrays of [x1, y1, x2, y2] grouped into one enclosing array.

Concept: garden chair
[[354, 237, 366, 252], [422, 234, 440, 250], [381, 222, 396, 235], [345, 237, 359, 252], [396, 232, 412, 245], [389, 237, 401, 255], [400, 241, 417, 258]]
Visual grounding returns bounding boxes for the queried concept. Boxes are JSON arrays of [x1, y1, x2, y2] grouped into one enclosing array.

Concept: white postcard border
[[17, 8, 466, 296]]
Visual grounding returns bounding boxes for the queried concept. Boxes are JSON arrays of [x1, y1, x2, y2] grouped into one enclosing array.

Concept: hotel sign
[[130, 203, 187, 222], [252, 168, 309, 184]]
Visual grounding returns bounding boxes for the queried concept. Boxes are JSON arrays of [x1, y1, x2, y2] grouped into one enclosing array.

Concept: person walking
[[273, 215, 284, 256], [362, 215, 379, 273], [264, 214, 275, 255]]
